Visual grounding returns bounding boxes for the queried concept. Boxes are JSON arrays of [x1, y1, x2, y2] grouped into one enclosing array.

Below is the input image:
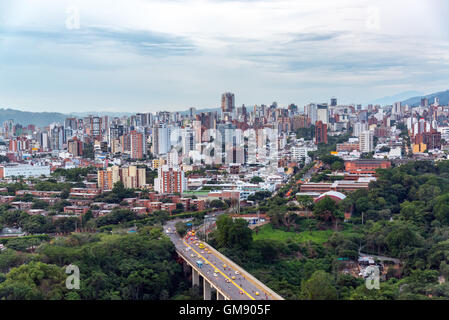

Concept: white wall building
[[359, 130, 374, 153], [0, 164, 51, 179]]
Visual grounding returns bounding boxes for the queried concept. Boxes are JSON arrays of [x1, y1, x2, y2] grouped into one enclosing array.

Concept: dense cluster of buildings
[[1, 92, 449, 221]]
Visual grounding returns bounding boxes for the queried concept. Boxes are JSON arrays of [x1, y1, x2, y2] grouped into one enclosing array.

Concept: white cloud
[[1, 0, 449, 112]]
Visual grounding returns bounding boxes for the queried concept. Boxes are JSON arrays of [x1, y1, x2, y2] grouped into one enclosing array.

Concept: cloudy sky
[[1, 0, 449, 113]]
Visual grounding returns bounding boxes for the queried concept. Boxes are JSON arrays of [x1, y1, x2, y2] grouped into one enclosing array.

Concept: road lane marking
[[182, 240, 255, 300], [198, 240, 274, 300]]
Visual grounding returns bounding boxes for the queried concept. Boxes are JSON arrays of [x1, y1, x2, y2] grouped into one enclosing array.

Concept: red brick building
[[344, 160, 391, 174], [315, 121, 328, 145]]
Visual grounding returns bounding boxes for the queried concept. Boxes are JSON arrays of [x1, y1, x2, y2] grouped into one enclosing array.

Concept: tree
[[296, 195, 314, 211], [0, 261, 67, 300], [209, 199, 227, 209], [31, 200, 49, 210], [175, 221, 188, 237], [433, 194, 449, 225], [300, 270, 338, 300], [313, 197, 344, 229], [250, 176, 264, 184], [385, 222, 422, 257], [331, 161, 344, 171], [214, 215, 253, 250]]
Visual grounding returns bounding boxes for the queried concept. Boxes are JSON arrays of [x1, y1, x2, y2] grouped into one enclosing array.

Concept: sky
[[1, 0, 449, 113]]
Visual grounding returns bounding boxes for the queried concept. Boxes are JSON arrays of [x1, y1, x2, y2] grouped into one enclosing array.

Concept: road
[[164, 219, 279, 300]]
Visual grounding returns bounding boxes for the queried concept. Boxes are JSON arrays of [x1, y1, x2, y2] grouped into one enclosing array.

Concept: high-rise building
[[315, 121, 328, 145], [91, 116, 102, 141], [97, 165, 146, 190], [359, 130, 374, 153], [317, 104, 329, 124], [434, 97, 440, 106], [291, 115, 311, 130], [50, 124, 65, 151], [306, 104, 317, 124], [154, 165, 186, 194], [353, 122, 368, 137], [121, 165, 146, 189], [330, 97, 337, 107], [167, 149, 179, 168], [182, 130, 195, 156], [393, 102, 402, 115], [421, 98, 429, 108], [221, 92, 235, 113], [152, 124, 170, 155], [67, 137, 83, 157], [130, 130, 145, 159], [65, 118, 77, 130], [97, 165, 120, 190]]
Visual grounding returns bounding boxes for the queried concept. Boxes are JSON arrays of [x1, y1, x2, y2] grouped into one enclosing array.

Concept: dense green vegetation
[[0, 228, 197, 300], [4, 159, 449, 300], [208, 160, 449, 300]]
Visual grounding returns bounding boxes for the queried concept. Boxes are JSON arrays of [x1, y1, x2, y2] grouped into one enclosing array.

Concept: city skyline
[[1, 0, 449, 113]]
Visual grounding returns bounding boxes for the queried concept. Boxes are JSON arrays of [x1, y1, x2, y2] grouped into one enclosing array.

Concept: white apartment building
[[359, 130, 374, 153], [0, 164, 51, 179]]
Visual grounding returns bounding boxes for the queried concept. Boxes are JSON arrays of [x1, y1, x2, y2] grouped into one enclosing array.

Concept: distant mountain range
[[368, 90, 423, 106], [3, 89, 447, 129], [0, 107, 221, 128], [401, 89, 449, 107], [0, 108, 69, 128]]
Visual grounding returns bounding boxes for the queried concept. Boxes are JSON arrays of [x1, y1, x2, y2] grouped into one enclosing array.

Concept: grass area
[[253, 224, 334, 244]]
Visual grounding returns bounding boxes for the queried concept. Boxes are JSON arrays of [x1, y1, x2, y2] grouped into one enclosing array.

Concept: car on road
[[235, 271, 240, 275], [213, 273, 218, 277], [231, 276, 236, 280]]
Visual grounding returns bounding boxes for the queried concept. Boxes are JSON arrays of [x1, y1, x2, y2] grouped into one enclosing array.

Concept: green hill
[[0, 108, 69, 128]]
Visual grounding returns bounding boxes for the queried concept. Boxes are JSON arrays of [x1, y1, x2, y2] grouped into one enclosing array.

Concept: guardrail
[[175, 246, 232, 300], [205, 243, 284, 300]]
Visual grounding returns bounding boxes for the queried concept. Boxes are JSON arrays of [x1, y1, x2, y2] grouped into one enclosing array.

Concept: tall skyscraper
[[317, 104, 329, 124], [393, 102, 402, 115], [130, 130, 145, 159], [182, 129, 195, 156], [221, 92, 235, 115], [91, 116, 102, 141], [49, 124, 65, 151], [330, 97, 337, 107], [315, 121, 328, 145], [359, 130, 374, 153], [152, 123, 171, 155], [306, 104, 317, 124], [421, 98, 429, 108]]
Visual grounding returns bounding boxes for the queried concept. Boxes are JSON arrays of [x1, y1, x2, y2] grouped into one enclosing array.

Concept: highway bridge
[[164, 220, 284, 301]]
